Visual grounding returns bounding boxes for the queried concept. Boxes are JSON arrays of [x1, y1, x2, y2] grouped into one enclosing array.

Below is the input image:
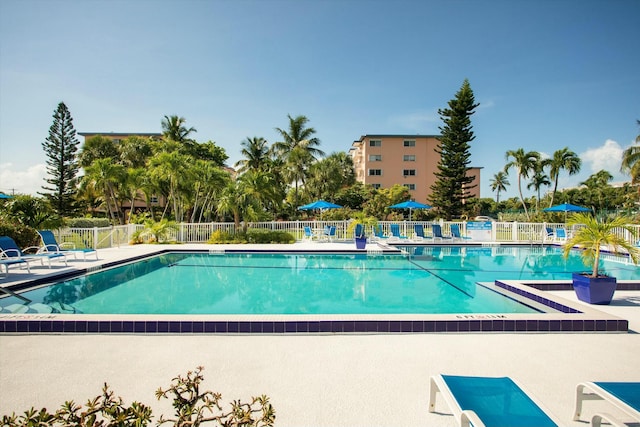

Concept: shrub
[[207, 229, 295, 244], [66, 218, 112, 228], [0, 221, 39, 248], [1, 367, 275, 427]]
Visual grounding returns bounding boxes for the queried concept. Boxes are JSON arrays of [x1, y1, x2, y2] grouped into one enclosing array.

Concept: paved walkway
[[1, 243, 639, 426]]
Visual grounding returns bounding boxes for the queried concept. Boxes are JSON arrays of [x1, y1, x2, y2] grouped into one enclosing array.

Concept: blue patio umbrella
[[544, 203, 590, 221], [544, 203, 590, 213], [388, 200, 432, 221], [0, 193, 11, 199], [298, 199, 342, 219]]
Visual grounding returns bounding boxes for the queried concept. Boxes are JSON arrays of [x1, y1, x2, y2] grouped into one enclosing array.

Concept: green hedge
[[0, 222, 39, 248], [66, 218, 112, 228], [208, 229, 295, 244]]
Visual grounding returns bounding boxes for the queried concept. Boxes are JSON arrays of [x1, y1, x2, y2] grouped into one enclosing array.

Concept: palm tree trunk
[[518, 175, 530, 220]]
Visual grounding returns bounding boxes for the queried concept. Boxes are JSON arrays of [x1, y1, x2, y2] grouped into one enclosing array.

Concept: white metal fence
[[49, 221, 640, 249]]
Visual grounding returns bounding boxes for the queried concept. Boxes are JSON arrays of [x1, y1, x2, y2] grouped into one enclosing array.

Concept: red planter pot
[[571, 273, 617, 305]]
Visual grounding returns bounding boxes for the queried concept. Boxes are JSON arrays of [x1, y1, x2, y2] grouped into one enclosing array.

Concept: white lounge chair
[[429, 374, 561, 427], [0, 236, 69, 269], [38, 230, 98, 261], [573, 381, 640, 427]]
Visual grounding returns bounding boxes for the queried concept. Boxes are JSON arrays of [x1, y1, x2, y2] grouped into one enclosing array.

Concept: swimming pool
[[0, 245, 635, 334], [0, 251, 543, 315]]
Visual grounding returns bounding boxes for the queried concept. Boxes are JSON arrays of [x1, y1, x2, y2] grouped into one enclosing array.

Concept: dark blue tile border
[[0, 316, 631, 334]]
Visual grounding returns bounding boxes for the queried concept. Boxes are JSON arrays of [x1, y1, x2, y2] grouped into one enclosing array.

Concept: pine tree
[[41, 102, 81, 216], [429, 79, 479, 220]]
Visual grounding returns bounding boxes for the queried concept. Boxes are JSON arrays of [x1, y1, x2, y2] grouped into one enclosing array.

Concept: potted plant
[[347, 212, 378, 250], [562, 213, 639, 304]]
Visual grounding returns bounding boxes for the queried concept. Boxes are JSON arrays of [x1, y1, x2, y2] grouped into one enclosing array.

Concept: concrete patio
[[1, 243, 639, 426]]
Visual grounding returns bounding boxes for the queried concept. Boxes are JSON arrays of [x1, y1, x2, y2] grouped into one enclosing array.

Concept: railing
[[52, 221, 640, 249]]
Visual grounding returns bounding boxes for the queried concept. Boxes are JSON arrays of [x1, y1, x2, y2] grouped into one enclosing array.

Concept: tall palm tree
[[273, 115, 324, 207], [504, 148, 540, 220], [621, 122, 640, 186], [83, 158, 126, 224], [548, 147, 581, 207], [235, 137, 270, 173], [527, 159, 551, 212], [489, 171, 509, 203], [161, 115, 197, 143]]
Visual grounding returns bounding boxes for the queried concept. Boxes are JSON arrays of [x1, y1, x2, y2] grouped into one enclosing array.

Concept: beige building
[[349, 134, 481, 204]]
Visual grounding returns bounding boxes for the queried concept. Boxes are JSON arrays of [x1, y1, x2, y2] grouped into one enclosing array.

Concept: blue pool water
[[2, 246, 639, 315]]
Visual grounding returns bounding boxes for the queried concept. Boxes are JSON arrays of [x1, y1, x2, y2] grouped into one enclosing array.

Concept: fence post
[[512, 221, 518, 242], [93, 227, 99, 250]]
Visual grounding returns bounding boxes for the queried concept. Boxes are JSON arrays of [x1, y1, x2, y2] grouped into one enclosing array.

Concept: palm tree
[[548, 147, 581, 207], [161, 115, 197, 143], [527, 158, 551, 212], [149, 151, 192, 221], [504, 148, 540, 220], [235, 137, 270, 173], [489, 171, 509, 203], [273, 115, 324, 207], [563, 213, 639, 278], [83, 158, 126, 223]]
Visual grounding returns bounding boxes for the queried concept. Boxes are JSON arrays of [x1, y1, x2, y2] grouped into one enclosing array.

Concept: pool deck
[[1, 242, 640, 426]]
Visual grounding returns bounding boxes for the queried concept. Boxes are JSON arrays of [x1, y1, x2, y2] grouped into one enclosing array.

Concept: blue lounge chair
[[413, 224, 431, 242], [389, 224, 407, 240], [0, 236, 69, 268], [429, 374, 561, 427], [38, 230, 98, 261], [303, 226, 317, 241], [574, 382, 640, 427], [0, 257, 32, 275], [372, 224, 388, 242], [322, 225, 336, 242], [431, 224, 451, 241], [450, 224, 470, 241], [554, 228, 567, 242]]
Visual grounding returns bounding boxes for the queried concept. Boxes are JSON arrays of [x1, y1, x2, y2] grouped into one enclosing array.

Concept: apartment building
[[349, 134, 481, 203]]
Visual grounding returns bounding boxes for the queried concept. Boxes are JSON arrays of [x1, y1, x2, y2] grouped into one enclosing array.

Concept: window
[[403, 155, 415, 162], [369, 154, 382, 161], [368, 169, 382, 176], [150, 196, 159, 204], [369, 140, 382, 147], [403, 184, 416, 190], [403, 169, 416, 177], [403, 140, 416, 147], [371, 183, 381, 189]]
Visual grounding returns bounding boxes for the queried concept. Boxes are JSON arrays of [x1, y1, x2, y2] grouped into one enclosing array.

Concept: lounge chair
[[303, 226, 318, 242], [372, 224, 388, 242], [544, 227, 554, 243], [450, 224, 470, 241], [389, 224, 407, 240], [573, 382, 640, 427], [38, 230, 98, 261], [322, 225, 336, 242], [413, 224, 432, 242], [431, 224, 451, 241], [0, 236, 69, 268], [429, 374, 561, 427], [554, 228, 567, 243], [0, 257, 32, 276]]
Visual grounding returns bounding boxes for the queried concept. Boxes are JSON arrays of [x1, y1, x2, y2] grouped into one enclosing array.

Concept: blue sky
[[1, 0, 639, 200]]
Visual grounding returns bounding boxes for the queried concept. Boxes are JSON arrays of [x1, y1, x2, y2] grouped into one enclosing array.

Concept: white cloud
[[580, 139, 625, 177], [0, 163, 48, 196]]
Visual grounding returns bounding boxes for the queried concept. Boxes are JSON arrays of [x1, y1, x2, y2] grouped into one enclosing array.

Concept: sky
[[0, 0, 639, 201]]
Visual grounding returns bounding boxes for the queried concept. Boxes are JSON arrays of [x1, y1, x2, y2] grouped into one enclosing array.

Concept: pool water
[[2, 246, 639, 315]]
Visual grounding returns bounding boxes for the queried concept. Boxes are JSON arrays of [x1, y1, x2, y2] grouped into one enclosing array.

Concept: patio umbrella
[[0, 193, 11, 199], [388, 200, 432, 221], [544, 203, 590, 221], [298, 199, 342, 219]]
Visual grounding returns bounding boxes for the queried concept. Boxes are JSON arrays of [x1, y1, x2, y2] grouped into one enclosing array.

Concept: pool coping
[[0, 247, 634, 334]]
